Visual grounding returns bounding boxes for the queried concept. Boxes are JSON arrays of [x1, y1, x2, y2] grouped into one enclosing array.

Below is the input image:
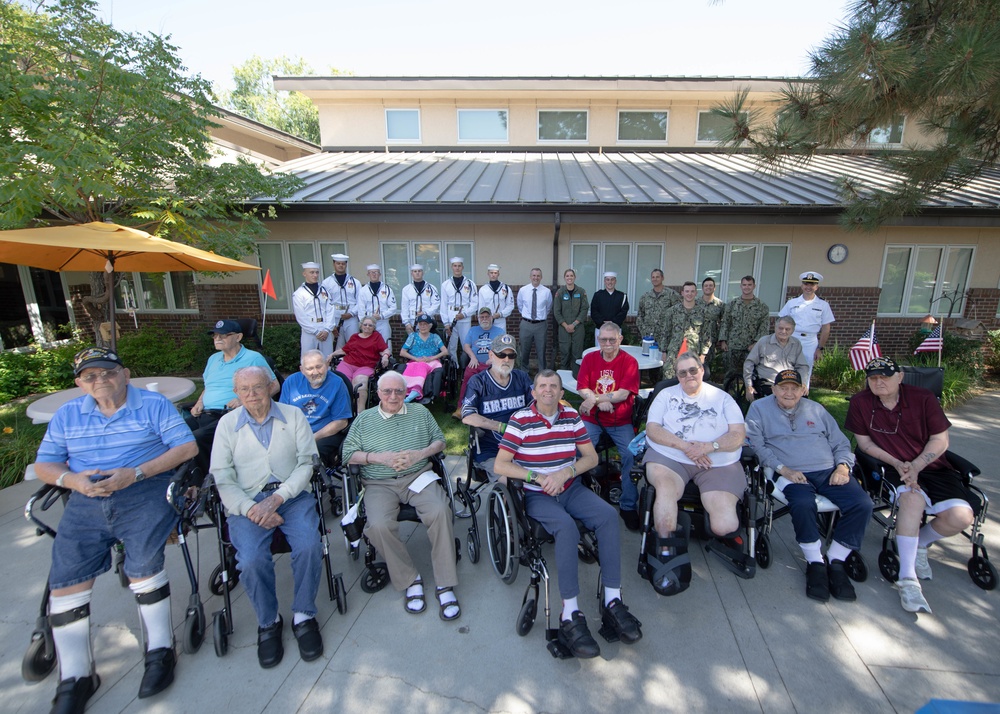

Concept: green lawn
[[0, 400, 47, 489]]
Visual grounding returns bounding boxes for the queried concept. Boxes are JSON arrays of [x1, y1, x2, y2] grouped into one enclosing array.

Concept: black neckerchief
[[489, 280, 501, 291], [304, 282, 319, 296], [413, 280, 426, 293]]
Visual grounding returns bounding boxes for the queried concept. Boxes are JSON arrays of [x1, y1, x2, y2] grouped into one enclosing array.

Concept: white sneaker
[[896, 578, 932, 613], [914, 547, 933, 580]]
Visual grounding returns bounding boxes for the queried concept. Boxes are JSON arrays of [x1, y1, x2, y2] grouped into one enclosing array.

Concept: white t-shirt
[[646, 382, 744, 466]]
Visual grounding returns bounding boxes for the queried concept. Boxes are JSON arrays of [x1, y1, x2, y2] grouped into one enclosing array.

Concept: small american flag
[[849, 321, 882, 371], [914, 326, 943, 354]]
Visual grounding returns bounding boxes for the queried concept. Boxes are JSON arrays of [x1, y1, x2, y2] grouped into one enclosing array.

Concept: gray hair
[[300, 349, 326, 365], [598, 321, 622, 336], [776, 315, 796, 329], [233, 365, 270, 387], [377, 370, 406, 390], [675, 352, 703, 370]]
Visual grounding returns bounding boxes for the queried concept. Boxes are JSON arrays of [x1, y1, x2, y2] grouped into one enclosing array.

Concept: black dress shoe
[[604, 598, 642, 644], [806, 562, 830, 601], [619, 508, 641, 532], [828, 560, 857, 601], [558, 611, 600, 659], [257, 615, 284, 669], [51, 674, 100, 714], [292, 618, 324, 661], [138, 646, 175, 698]]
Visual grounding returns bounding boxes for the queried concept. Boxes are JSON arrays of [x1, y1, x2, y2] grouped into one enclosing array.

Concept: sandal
[[436, 586, 461, 621], [404, 577, 425, 614]]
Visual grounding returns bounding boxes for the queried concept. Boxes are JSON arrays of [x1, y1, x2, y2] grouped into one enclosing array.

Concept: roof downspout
[[552, 211, 561, 285]]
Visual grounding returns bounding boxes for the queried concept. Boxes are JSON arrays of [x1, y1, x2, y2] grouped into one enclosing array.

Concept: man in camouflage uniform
[[699, 277, 726, 370], [717, 275, 771, 381], [553, 268, 589, 378], [661, 282, 708, 379], [636, 268, 679, 351]]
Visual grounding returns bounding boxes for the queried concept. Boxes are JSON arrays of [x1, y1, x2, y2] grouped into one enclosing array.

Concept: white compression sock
[[897, 535, 919, 581], [604, 587, 622, 606], [561, 597, 579, 622], [129, 571, 172, 651], [918, 523, 948, 548], [799, 540, 824, 564], [50, 590, 93, 681], [826, 541, 852, 563]]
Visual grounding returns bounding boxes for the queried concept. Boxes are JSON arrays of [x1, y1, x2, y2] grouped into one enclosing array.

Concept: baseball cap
[[208, 319, 243, 335], [416, 313, 435, 324], [491, 334, 517, 355], [773, 369, 803, 386], [73, 346, 124, 375], [865, 356, 901, 376]]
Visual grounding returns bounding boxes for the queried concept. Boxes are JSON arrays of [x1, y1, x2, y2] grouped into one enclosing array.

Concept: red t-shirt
[[342, 332, 388, 369], [577, 349, 639, 427]]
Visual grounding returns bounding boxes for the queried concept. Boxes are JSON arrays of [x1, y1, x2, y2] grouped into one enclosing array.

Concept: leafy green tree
[[713, 0, 1000, 230], [0, 0, 302, 337], [218, 55, 328, 145]]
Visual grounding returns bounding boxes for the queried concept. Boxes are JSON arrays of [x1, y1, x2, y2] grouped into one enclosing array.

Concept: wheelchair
[[175, 456, 348, 658], [330, 353, 394, 411], [744, 454, 868, 582], [853, 365, 996, 590], [20, 460, 203, 683], [341, 453, 463, 594], [484, 477, 632, 659]]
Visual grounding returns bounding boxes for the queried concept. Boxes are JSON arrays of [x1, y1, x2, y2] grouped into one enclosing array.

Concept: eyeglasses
[[78, 367, 123, 383], [869, 408, 901, 435], [598, 337, 619, 344], [494, 352, 517, 360], [379, 388, 407, 396], [236, 384, 269, 395], [676, 366, 702, 378]]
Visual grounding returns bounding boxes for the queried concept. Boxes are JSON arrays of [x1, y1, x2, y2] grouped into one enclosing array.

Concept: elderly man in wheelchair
[[341, 371, 461, 620], [846, 356, 985, 614], [494, 370, 642, 659], [746, 369, 873, 602]]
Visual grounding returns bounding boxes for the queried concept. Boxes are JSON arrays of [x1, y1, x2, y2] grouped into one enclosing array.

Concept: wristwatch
[[134, 466, 147, 482], [775, 464, 785, 475], [712, 441, 720, 451]]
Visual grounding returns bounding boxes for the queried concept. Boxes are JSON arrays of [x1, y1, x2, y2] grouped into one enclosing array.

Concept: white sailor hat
[[799, 271, 823, 283], [487, 263, 500, 271], [603, 271, 618, 279], [330, 253, 350, 262], [366, 263, 380, 271], [410, 263, 424, 271], [301, 261, 321, 270], [449, 257, 464, 265]]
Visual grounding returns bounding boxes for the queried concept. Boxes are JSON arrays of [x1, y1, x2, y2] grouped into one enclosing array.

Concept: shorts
[[49, 474, 177, 589], [884, 467, 981, 516], [336, 362, 375, 382], [643, 449, 746, 499]]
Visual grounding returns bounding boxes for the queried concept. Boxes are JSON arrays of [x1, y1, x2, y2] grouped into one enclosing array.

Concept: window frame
[[456, 108, 509, 144], [568, 242, 664, 313], [694, 242, 790, 313], [255, 240, 348, 313], [379, 240, 475, 300], [385, 108, 422, 144], [116, 271, 198, 314], [616, 109, 669, 145], [695, 110, 746, 145], [864, 115, 906, 146], [537, 109, 589, 143], [876, 243, 975, 317]]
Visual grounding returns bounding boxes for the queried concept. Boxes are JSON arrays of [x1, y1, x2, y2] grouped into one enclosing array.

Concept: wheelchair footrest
[[544, 629, 574, 659], [705, 538, 756, 580]]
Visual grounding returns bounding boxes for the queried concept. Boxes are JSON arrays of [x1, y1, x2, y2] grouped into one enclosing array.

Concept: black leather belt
[[522, 319, 545, 324], [260, 482, 281, 494]]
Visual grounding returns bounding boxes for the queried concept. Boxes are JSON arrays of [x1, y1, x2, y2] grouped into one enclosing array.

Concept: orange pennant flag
[[261, 269, 277, 300], [677, 337, 688, 358]]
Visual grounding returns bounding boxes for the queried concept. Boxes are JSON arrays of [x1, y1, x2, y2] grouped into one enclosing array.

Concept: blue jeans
[[50, 474, 177, 589], [584, 421, 637, 511], [783, 468, 874, 551], [227, 490, 322, 627], [525, 478, 620, 599]]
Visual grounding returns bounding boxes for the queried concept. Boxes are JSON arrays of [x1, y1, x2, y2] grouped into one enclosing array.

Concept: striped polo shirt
[[341, 402, 445, 480], [498, 403, 589, 492]]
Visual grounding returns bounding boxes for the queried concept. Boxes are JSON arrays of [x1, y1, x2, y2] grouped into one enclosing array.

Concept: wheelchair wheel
[[723, 373, 749, 414], [516, 595, 537, 637], [210, 563, 239, 597], [755, 534, 772, 569], [335, 575, 348, 614], [182, 604, 206, 654], [878, 549, 900, 582], [455, 489, 481, 519], [21, 632, 56, 682], [968, 555, 998, 591], [845, 550, 868, 583], [360, 563, 390, 593], [486, 486, 519, 584], [577, 531, 599, 565], [213, 611, 229, 658], [467, 527, 481, 564]]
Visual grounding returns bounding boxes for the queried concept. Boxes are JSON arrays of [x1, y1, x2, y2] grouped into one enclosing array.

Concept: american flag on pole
[[914, 325, 943, 354], [849, 320, 882, 371]]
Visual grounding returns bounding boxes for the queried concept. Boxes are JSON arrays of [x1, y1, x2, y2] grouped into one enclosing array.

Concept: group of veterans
[[32, 258, 977, 711]]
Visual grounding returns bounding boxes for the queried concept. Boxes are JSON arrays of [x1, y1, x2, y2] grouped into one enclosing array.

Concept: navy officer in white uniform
[[778, 271, 835, 387], [321, 252, 361, 349], [359, 263, 397, 349], [292, 261, 336, 360]]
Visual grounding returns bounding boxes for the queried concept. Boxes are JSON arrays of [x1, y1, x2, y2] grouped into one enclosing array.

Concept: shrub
[[0, 342, 80, 402], [260, 322, 303, 374], [115, 326, 192, 377], [810, 343, 866, 393], [906, 329, 983, 372], [939, 364, 977, 409], [0, 407, 47, 489], [986, 330, 1000, 374]]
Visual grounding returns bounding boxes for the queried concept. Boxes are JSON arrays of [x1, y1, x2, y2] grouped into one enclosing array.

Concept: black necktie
[[531, 288, 537, 320]]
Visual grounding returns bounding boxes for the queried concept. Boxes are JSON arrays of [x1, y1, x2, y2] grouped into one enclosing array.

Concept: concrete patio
[[2, 394, 999, 713]]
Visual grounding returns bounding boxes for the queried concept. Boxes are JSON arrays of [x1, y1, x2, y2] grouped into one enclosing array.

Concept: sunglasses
[[676, 366, 702, 378], [494, 352, 517, 360]]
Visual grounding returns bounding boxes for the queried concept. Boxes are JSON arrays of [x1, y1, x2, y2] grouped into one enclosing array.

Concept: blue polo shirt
[[279, 371, 353, 433], [36, 385, 195, 472], [201, 346, 275, 410]]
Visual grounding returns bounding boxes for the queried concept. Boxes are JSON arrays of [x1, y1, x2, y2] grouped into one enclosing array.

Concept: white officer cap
[[799, 271, 823, 283]]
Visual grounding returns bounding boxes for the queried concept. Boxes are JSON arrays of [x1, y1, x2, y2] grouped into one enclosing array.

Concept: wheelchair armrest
[[348, 463, 362, 476], [945, 450, 980, 481]]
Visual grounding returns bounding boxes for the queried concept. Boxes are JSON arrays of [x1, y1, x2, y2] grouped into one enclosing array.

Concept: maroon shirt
[[845, 384, 952, 471]]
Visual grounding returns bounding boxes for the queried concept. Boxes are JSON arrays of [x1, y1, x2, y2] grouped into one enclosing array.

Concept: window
[[385, 109, 420, 143], [458, 109, 508, 142], [538, 110, 588, 142], [696, 243, 789, 312], [114, 272, 197, 313], [617, 111, 668, 143], [696, 110, 745, 144], [878, 245, 973, 316], [256, 240, 348, 312], [380, 241, 474, 299], [569, 243, 664, 312], [865, 115, 905, 145]]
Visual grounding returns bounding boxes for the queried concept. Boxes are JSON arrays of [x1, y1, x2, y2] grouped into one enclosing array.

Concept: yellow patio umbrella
[[0, 221, 260, 350]]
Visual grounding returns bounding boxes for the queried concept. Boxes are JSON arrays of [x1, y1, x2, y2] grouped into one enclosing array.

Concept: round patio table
[[26, 376, 196, 425]]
